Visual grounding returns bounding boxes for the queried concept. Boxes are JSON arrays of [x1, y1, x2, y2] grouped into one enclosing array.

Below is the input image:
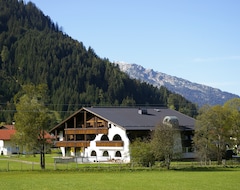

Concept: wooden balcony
[[96, 141, 124, 147], [65, 128, 108, 135], [55, 141, 90, 147]]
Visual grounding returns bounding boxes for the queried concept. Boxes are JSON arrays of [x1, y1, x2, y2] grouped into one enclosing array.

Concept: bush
[[130, 138, 155, 167]]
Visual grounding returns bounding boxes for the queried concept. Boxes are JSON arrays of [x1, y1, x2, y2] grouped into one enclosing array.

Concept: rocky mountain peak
[[116, 62, 239, 107]]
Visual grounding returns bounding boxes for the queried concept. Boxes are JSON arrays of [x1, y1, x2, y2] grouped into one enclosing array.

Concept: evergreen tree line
[[0, 0, 198, 125]]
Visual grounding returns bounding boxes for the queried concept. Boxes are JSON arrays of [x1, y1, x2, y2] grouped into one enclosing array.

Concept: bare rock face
[[116, 62, 239, 107]]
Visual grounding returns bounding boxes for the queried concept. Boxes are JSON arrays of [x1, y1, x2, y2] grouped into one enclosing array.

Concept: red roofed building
[[0, 125, 18, 155], [0, 125, 54, 156]]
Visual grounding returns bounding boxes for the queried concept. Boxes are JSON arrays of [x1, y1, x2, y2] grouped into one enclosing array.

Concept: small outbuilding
[[0, 125, 18, 155]]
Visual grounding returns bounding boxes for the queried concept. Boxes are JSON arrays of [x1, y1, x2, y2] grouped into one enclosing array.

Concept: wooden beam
[[83, 110, 86, 128], [74, 116, 76, 128], [74, 117, 76, 141], [65, 122, 67, 141]]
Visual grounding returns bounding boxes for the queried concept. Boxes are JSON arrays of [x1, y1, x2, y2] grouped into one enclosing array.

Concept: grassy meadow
[[1, 169, 240, 190], [1, 154, 240, 190]]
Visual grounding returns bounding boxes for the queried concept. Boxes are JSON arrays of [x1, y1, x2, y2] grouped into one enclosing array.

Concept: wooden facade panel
[[65, 128, 108, 135], [55, 141, 90, 147], [96, 141, 124, 147]]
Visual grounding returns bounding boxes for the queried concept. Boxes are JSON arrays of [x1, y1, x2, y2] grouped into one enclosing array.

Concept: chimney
[[138, 108, 148, 115]]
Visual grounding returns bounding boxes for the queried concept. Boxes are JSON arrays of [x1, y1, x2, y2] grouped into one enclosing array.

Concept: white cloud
[[193, 56, 240, 62]]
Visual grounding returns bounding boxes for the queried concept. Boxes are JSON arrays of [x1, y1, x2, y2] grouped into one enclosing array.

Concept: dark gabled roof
[[85, 107, 195, 131], [50, 107, 196, 133]]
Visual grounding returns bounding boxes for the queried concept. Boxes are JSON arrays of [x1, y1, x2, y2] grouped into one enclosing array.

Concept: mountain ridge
[[116, 62, 239, 107]]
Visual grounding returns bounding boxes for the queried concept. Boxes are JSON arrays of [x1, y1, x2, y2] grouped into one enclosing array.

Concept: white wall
[[58, 131, 66, 157], [57, 122, 131, 162], [0, 140, 4, 155], [0, 140, 18, 156], [85, 122, 130, 163]]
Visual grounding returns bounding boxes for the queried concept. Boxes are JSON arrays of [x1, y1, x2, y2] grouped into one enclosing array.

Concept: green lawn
[[1, 155, 240, 190], [0, 169, 240, 190]]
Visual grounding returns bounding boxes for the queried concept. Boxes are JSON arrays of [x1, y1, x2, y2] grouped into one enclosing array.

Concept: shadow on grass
[[171, 165, 240, 172]]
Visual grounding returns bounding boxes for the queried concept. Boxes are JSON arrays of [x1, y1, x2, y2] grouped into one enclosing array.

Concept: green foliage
[[0, 0, 198, 123], [13, 84, 54, 169], [193, 102, 240, 165], [223, 98, 240, 150], [195, 105, 228, 164], [151, 123, 182, 169], [223, 98, 240, 111], [0, 45, 9, 64], [130, 138, 155, 167], [167, 93, 198, 117]]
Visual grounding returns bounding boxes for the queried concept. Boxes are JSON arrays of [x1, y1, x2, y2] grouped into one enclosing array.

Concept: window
[[87, 134, 96, 141], [115, 151, 121, 157], [101, 135, 109, 141], [103, 151, 109, 157], [113, 134, 122, 141], [91, 150, 97, 156]]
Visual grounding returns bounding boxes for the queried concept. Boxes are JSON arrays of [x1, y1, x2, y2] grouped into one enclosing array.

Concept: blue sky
[[27, 0, 240, 96]]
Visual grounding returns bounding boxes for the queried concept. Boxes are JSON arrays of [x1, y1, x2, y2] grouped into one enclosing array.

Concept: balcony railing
[[64, 128, 108, 135], [96, 141, 124, 147], [55, 141, 90, 147]]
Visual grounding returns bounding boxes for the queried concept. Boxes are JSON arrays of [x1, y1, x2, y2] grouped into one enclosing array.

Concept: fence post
[[149, 162, 152, 170], [76, 157, 78, 170], [54, 161, 56, 170], [131, 162, 133, 170]]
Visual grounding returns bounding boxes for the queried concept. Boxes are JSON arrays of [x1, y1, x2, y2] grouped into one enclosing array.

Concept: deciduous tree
[[193, 105, 233, 164], [223, 98, 240, 151], [151, 122, 181, 169], [13, 84, 52, 169]]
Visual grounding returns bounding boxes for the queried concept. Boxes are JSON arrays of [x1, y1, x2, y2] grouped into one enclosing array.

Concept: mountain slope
[[116, 62, 239, 107], [0, 0, 198, 123]]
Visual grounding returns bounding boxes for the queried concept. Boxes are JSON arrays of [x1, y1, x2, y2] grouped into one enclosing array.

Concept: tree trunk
[[40, 143, 45, 169], [165, 154, 171, 170]]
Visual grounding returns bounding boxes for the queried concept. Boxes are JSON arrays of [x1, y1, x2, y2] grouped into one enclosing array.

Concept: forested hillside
[[0, 0, 198, 124]]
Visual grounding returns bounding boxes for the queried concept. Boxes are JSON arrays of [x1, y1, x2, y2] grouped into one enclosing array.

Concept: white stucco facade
[[0, 140, 18, 156], [58, 122, 130, 163], [85, 123, 130, 162]]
